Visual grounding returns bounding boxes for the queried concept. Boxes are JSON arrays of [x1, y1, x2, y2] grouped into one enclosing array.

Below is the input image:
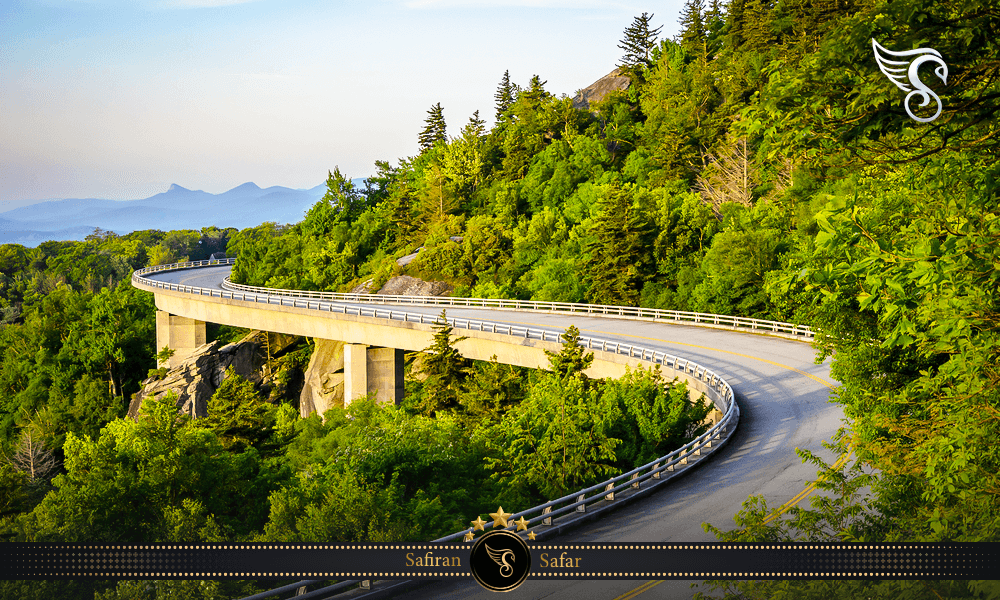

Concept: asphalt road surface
[[144, 266, 842, 600]]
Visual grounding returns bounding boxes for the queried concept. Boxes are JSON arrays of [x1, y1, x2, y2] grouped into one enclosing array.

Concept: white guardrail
[[130, 259, 786, 599]]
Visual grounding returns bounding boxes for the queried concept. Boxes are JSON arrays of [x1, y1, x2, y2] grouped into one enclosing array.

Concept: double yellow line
[[762, 449, 851, 525], [614, 579, 665, 600], [486, 316, 844, 599], [558, 325, 844, 600], [610, 449, 852, 600]]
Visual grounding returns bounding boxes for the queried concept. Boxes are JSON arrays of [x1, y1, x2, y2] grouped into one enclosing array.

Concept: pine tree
[[705, 0, 726, 54], [740, 0, 778, 52], [584, 185, 656, 306], [544, 325, 594, 382], [463, 110, 486, 139], [494, 70, 518, 121], [418, 102, 447, 151], [523, 75, 549, 103], [678, 0, 707, 52], [418, 310, 470, 416], [617, 12, 663, 80]]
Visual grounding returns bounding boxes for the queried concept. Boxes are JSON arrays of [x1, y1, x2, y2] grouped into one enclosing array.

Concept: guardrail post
[[576, 495, 586, 513], [652, 463, 661, 479], [360, 580, 371, 590], [630, 473, 640, 489], [604, 483, 615, 501], [543, 506, 552, 525]]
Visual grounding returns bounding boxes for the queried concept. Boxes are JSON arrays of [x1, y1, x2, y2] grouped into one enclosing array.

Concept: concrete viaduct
[[133, 259, 842, 600]]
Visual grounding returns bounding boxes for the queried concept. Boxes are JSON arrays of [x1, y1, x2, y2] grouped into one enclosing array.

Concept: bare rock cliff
[[298, 338, 346, 418], [573, 67, 631, 110], [128, 332, 262, 419]]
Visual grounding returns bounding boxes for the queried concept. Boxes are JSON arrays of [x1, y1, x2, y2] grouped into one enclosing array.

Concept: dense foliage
[[0, 237, 705, 600], [2, 0, 998, 596], [226, 0, 995, 595]]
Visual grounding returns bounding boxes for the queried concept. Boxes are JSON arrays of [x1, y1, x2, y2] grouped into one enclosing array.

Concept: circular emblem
[[469, 529, 531, 592]]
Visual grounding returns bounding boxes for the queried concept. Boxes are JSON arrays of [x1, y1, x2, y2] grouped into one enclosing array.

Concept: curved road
[[144, 266, 841, 600]]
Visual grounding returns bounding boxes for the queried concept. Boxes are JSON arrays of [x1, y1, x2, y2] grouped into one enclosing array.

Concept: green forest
[[3, 0, 1000, 597]]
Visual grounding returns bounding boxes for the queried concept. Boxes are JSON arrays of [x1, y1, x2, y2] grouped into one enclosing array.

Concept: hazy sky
[[1, 0, 686, 211]]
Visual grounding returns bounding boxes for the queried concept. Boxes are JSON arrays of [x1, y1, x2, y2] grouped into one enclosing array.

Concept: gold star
[[514, 516, 529, 531], [527, 531, 536, 541], [464, 531, 475, 542], [490, 506, 512, 529], [470, 516, 486, 531]]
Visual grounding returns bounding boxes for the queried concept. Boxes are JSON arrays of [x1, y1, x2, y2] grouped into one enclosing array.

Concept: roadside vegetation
[[2, 0, 999, 597]]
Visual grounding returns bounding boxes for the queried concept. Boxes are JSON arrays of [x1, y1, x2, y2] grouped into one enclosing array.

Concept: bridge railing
[[132, 260, 740, 599], [218, 276, 813, 340]]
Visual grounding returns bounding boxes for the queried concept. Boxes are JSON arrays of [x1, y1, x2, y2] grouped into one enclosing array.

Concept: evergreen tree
[[705, 0, 726, 54], [725, 0, 748, 50], [494, 70, 518, 121], [544, 325, 594, 382], [418, 102, 447, 151], [519, 75, 551, 108], [678, 0, 707, 53], [617, 12, 663, 81], [201, 367, 282, 456], [739, 0, 778, 53], [464, 110, 486, 139], [418, 310, 470, 416], [584, 185, 656, 306]]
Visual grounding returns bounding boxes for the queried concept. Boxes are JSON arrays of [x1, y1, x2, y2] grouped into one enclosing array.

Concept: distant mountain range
[[0, 180, 362, 247]]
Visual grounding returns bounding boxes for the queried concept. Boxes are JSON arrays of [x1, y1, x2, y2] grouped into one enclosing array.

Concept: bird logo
[[872, 38, 948, 123], [485, 544, 515, 578]]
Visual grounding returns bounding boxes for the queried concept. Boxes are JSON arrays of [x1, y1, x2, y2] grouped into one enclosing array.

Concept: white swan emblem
[[486, 544, 515, 577], [872, 38, 948, 123]]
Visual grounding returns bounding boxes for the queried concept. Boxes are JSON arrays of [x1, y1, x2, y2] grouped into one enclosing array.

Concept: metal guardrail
[[132, 260, 741, 600], [219, 275, 813, 340]]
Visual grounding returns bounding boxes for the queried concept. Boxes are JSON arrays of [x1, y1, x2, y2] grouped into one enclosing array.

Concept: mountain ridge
[[0, 179, 364, 247]]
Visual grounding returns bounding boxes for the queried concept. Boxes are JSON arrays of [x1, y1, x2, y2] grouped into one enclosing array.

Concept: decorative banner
[[2, 542, 998, 587], [872, 38, 949, 123]]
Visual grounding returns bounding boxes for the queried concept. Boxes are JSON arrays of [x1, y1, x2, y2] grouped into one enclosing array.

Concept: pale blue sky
[[1, 0, 685, 210]]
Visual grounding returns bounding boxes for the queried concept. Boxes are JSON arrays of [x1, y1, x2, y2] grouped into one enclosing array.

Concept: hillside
[[1, 1, 998, 599]]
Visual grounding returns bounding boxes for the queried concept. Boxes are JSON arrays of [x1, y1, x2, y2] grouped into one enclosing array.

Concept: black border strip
[[1, 543, 996, 580]]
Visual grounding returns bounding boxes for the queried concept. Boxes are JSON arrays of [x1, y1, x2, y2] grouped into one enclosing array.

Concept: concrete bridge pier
[[345, 344, 405, 407], [156, 311, 206, 368]]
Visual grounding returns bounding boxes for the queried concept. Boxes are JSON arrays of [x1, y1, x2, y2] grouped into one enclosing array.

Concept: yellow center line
[[478, 317, 844, 599], [479, 316, 835, 390], [612, 579, 664, 600]]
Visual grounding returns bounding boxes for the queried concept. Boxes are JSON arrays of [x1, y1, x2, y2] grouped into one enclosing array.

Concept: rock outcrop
[[376, 275, 453, 297], [298, 338, 347, 418], [128, 332, 263, 419], [573, 68, 631, 110]]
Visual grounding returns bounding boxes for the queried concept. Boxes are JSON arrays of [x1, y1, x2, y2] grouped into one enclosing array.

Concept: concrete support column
[[368, 347, 406, 405], [344, 344, 368, 405], [155, 311, 206, 368], [343, 344, 405, 407]]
